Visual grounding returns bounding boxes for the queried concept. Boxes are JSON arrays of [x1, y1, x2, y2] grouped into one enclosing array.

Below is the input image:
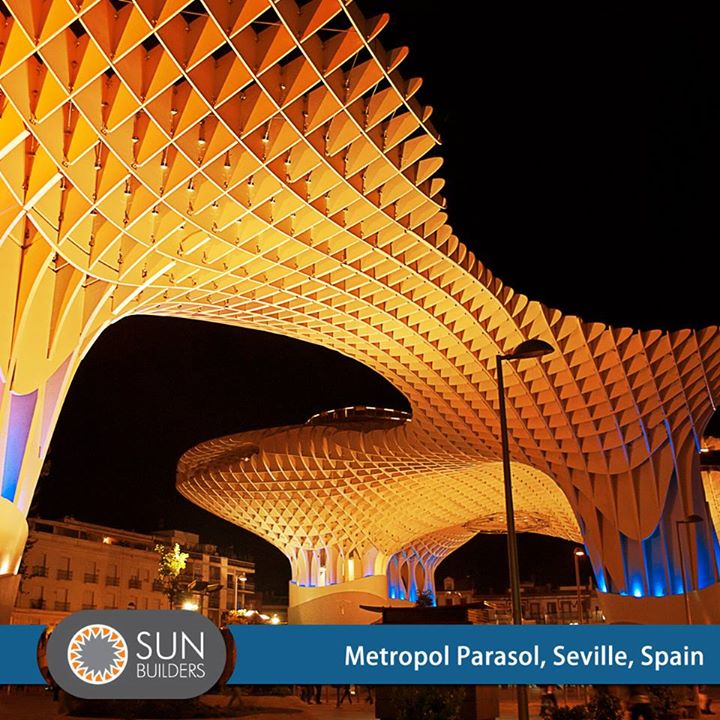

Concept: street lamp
[[497, 338, 554, 720], [233, 573, 247, 611], [573, 548, 585, 624], [187, 579, 223, 619], [675, 514, 704, 624], [239, 574, 247, 609]]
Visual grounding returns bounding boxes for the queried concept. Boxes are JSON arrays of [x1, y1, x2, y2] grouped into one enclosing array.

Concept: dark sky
[[37, 4, 718, 595]]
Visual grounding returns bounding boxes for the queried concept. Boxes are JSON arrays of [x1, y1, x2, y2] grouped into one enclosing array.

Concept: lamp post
[[497, 338, 554, 720], [573, 548, 585, 624], [675, 514, 704, 624], [239, 573, 247, 610]]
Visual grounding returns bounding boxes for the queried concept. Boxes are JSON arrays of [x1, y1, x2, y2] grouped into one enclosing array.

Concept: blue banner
[[5, 622, 720, 685], [229, 624, 720, 684], [0, 625, 46, 684]]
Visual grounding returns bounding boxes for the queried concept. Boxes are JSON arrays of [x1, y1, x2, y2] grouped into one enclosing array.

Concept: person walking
[[336, 684, 353, 707], [699, 686, 714, 715]]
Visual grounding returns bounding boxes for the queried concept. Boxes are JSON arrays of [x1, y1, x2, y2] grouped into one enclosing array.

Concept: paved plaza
[[0, 686, 564, 720]]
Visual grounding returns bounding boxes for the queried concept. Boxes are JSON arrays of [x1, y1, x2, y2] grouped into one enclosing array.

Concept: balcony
[[128, 577, 142, 589], [84, 573, 99, 584], [105, 576, 120, 586], [81, 603, 96, 610], [56, 569, 72, 581], [31, 565, 48, 578], [152, 580, 164, 592], [54, 601, 71, 611], [29, 599, 46, 610]]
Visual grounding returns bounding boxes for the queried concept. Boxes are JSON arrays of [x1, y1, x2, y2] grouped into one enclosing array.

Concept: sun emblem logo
[[67, 624, 128, 685]]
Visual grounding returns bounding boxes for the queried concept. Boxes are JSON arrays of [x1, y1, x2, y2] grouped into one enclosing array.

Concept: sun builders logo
[[47, 611, 226, 698], [67, 624, 128, 685]]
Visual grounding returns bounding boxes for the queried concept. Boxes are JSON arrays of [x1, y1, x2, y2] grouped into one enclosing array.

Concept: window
[[547, 602, 557, 614], [32, 553, 48, 577], [30, 586, 45, 610], [54, 588, 70, 612], [84, 560, 98, 583], [82, 590, 95, 609], [56, 556, 72, 580], [106, 564, 119, 585]]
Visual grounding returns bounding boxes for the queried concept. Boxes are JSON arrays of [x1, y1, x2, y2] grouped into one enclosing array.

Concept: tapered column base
[[0, 574, 20, 624], [288, 575, 412, 624], [598, 583, 720, 624]]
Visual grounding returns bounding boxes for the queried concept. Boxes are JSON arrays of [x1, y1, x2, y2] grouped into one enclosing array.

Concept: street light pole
[[675, 515, 704, 625], [239, 574, 247, 609], [497, 354, 524, 629], [574, 549, 585, 624], [497, 338, 554, 720]]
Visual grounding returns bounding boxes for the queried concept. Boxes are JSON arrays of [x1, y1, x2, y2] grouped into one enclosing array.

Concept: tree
[[649, 686, 680, 719], [416, 590, 435, 607], [154, 543, 189, 609], [390, 686, 465, 720], [586, 687, 624, 720], [17, 535, 38, 598]]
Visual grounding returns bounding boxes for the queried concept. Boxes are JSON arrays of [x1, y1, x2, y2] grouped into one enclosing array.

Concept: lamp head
[[574, 548, 585, 557], [503, 338, 555, 361]]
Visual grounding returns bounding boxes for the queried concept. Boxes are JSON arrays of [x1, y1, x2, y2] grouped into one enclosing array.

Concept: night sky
[[37, 4, 719, 596]]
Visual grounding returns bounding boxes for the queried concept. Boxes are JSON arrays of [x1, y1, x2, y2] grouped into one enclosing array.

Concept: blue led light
[[1, 391, 38, 502]]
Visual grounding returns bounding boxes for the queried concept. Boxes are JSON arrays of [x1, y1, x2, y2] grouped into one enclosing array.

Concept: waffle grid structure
[[0, 0, 718, 610]]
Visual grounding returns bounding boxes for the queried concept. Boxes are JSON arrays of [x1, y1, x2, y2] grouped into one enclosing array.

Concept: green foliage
[[155, 543, 189, 577], [390, 685, 465, 720], [154, 543, 189, 608], [18, 535, 37, 582], [415, 590, 435, 607], [587, 687, 624, 720], [552, 706, 588, 720]]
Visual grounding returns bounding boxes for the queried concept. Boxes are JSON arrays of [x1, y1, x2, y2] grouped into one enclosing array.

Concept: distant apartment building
[[439, 577, 603, 624], [12, 517, 255, 627], [253, 590, 289, 624]]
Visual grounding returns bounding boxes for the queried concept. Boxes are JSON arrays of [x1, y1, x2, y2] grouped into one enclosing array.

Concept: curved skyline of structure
[[0, 0, 718, 624]]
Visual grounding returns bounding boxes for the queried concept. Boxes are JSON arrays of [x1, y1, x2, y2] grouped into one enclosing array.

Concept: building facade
[[439, 577, 603, 625], [12, 517, 254, 627]]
